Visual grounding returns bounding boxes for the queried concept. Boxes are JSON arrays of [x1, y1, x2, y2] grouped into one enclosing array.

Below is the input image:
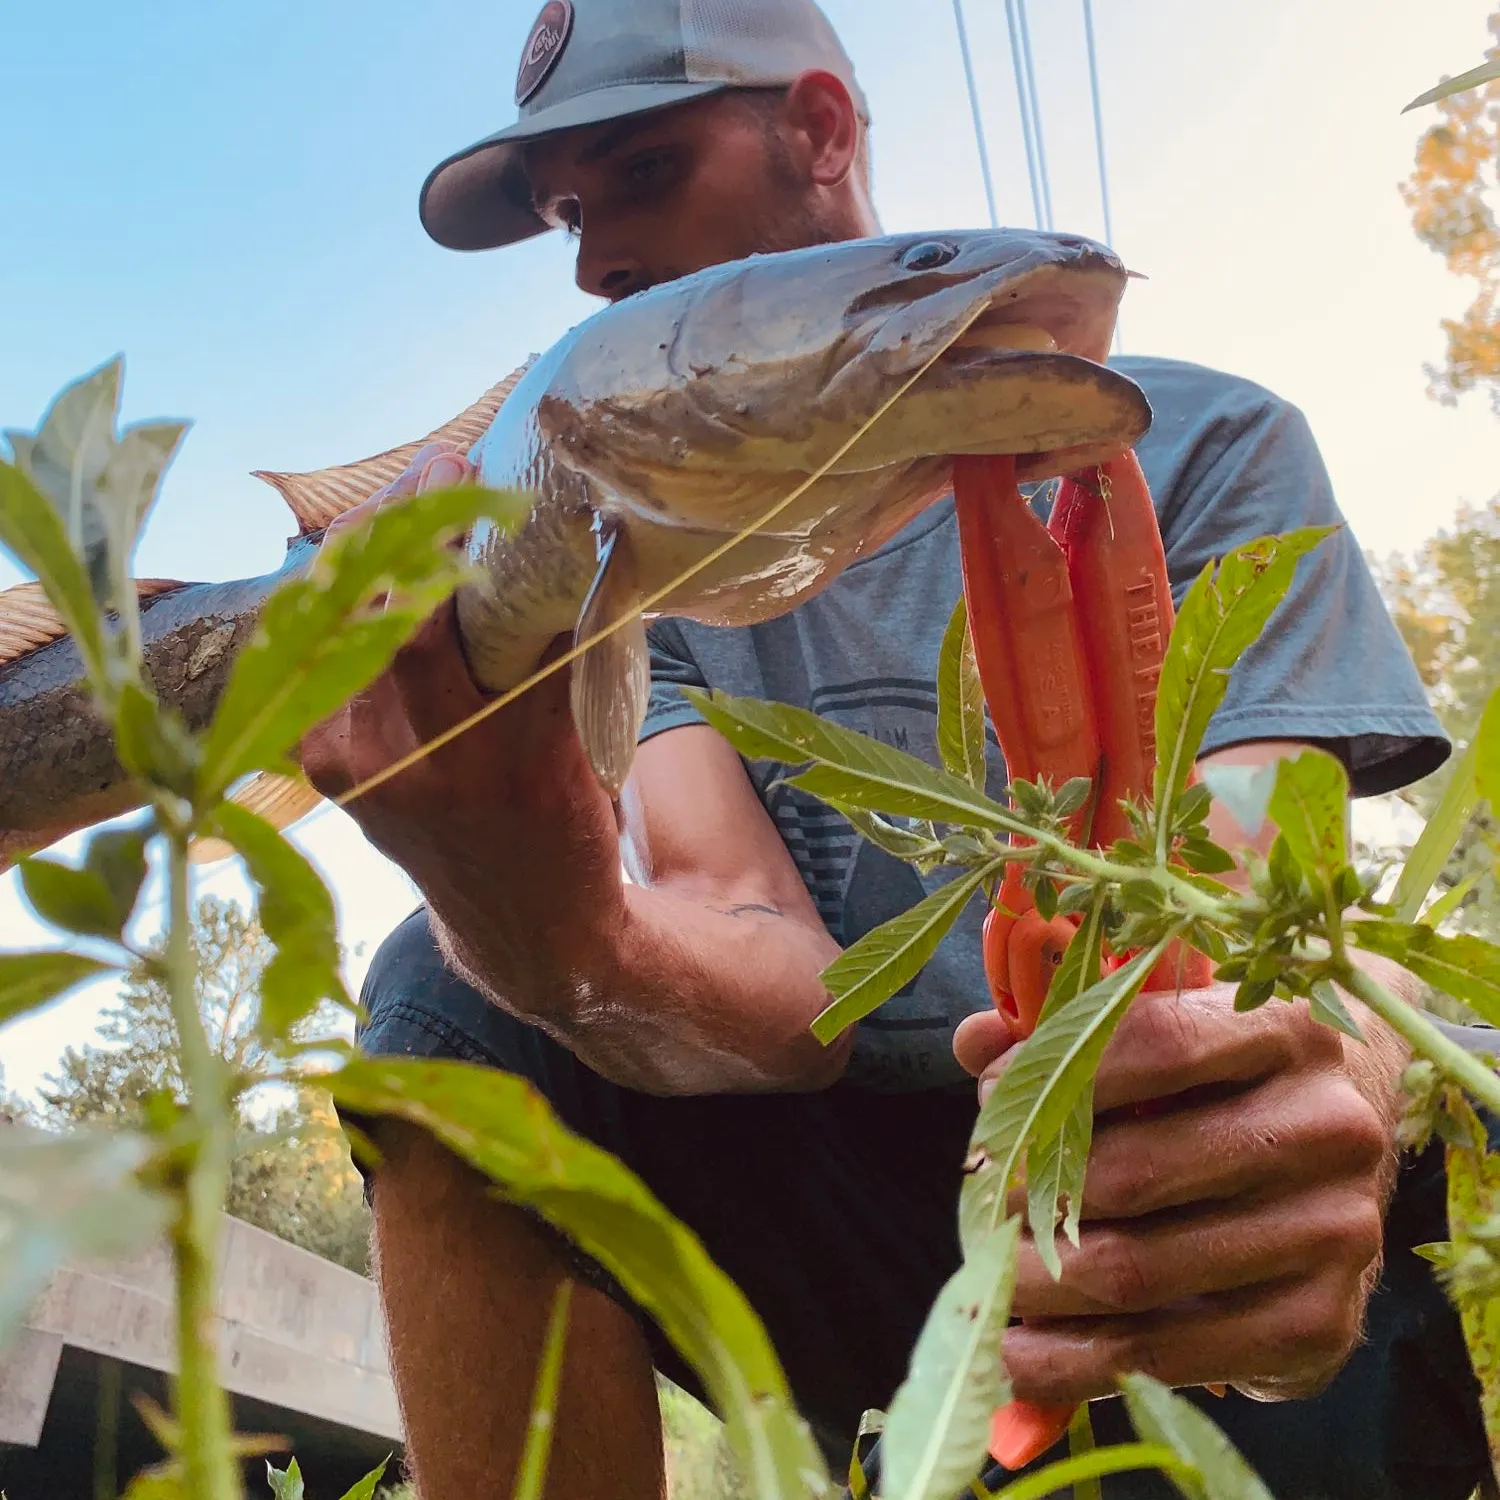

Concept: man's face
[[523, 91, 845, 303]]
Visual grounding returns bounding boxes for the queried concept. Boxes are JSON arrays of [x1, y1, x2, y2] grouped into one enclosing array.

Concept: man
[[304, 3, 1488, 1497]]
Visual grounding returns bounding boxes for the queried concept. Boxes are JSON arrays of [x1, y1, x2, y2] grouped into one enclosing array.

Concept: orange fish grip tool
[[951, 452, 1216, 1473]]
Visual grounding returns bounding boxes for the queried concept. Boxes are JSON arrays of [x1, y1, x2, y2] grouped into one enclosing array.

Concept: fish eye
[[901, 240, 958, 271]]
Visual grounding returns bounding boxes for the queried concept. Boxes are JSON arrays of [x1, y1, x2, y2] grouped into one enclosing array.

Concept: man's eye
[[626, 150, 676, 189]]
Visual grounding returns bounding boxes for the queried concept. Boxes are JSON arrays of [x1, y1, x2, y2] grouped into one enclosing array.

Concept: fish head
[[522, 229, 1151, 534]]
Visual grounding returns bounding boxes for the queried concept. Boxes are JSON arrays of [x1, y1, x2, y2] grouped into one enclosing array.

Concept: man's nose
[[574, 237, 648, 301]]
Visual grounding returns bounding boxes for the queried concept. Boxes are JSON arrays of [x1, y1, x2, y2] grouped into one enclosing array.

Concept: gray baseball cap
[[419, 0, 869, 252]]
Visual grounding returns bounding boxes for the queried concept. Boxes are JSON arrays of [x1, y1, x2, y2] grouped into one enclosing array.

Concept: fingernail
[[424, 456, 468, 489]]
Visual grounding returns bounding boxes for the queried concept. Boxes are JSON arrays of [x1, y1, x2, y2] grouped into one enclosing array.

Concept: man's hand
[[300, 442, 629, 1004], [298, 443, 847, 1094], [953, 979, 1410, 1407]]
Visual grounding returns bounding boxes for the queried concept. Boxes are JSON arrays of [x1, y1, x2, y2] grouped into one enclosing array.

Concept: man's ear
[[781, 69, 862, 188]]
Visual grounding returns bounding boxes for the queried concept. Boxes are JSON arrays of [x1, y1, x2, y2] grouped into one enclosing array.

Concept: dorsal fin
[[0, 578, 186, 669], [252, 362, 534, 535]]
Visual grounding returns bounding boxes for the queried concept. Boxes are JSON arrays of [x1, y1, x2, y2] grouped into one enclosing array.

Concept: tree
[[42, 895, 275, 1124], [1401, 8, 1500, 411], [39, 894, 372, 1275], [228, 1087, 371, 1276], [0, 1062, 31, 1124]]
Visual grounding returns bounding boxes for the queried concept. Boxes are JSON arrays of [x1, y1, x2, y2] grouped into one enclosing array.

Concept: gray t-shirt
[[641, 355, 1448, 1092]]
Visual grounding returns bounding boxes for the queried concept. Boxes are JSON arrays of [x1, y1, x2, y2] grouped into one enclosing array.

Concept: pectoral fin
[[571, 522, 650, 798]]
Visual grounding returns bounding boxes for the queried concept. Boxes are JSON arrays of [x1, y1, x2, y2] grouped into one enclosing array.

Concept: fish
[[0, 228, 1152, 869]]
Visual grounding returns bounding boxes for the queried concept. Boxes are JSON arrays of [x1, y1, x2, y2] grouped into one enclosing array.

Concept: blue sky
[[1, 0, 1496, 1096]]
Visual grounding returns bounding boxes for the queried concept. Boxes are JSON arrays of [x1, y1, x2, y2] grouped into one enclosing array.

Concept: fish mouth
[[944, 255, 1123, 367]]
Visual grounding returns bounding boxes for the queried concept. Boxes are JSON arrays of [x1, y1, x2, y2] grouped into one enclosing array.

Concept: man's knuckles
[[1249, 1269, 1372, 1396], [1065, 1226, 1160, 1314]]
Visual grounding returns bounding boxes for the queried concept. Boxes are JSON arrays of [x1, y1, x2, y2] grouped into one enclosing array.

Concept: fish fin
[[188, 772, 325, 864], [252, 361, 535, 535], [0, 578, 185, 668], [570, 524, 650, 799]]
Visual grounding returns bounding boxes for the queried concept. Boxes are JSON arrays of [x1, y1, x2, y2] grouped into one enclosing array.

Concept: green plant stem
[[984, 826, 1229, 925], [1340, 960, 1500, 1120], [164, 829, 239, 1500]]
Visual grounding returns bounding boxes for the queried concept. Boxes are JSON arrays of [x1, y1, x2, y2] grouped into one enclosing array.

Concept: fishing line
[[950, 0, 1000, 229], [1014, 0, 1055, 232], [332, 307, 994, 810], [1003, 0, 1047, 229], [1081, 0, 1122, 353]]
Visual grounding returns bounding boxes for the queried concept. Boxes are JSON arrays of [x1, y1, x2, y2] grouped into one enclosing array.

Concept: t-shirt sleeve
[[1148, 372, 1449, 797], [640, 618, 711, 744]]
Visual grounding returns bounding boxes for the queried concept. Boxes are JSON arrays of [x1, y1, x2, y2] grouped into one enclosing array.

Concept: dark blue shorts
[[348, 906, 1488, 1500]]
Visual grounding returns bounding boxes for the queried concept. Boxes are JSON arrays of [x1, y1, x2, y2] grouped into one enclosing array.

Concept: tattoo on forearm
[[716, 902, 785, 920]]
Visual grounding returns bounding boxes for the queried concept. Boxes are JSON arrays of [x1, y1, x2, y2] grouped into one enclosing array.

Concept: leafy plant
[[10, 118, 1500, 1494], [691, 519, 1500, 1492], [0, 362, 821, 1500]]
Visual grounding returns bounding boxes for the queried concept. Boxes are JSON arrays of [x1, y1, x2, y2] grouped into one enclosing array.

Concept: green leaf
[[266, 1457, 305, 1500], [1404, 57, 1500, 112], [1421, 871, 1482, 930], [812, 863, 997, 1043], [1066, 1404, 1104, 1500], [1153, 529, 1334, 837], [328, 1058, 828, 1499], [18, 858, 130, 942], [115, 680, 200, 797], [1172, 782, 1215, 832], [1308, 980, 1364, 1041], [1394, 735, 1480, 924], [1266, 749, 1349, 880], [1120, 1373, 1275, 1500], [936, 596, 988, 791], [0, 460, 110, 692], [335, 1457, 390, 1500], [980, 1443, 1187, 1500], [1233, 977, 1276, 1012], [1347, 920, 1500, 1028], [209, 802, 348, 1038], [1027, 1087, 1094, 1279], [1029, 901, 1104, 1275], [198, 483, 522, 803], [686, 689, 1016, 834], [1477, 689, 1500, 812], [84, 821, 152, 927], [881, 1216, 1021, 1500], [4, 358, 124, 592], [122, 1470, 185, 1500], [826, 802, 945, 864], [960, 941, 1169, 1254], [1178, 836, 1238, 877], [0, 950, 114, 1026], [1439, 1094, 1500, 1453], [511, 1284, 572, 1500], [5, 359, 188, 664], [0, 1125, 171, 1352]]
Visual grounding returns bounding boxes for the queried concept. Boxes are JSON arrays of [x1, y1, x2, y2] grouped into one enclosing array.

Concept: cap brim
[[419, 80, 732, 252]]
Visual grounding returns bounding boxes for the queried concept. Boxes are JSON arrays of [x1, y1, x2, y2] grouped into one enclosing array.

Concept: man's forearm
[[429, 880, 850, 1097]]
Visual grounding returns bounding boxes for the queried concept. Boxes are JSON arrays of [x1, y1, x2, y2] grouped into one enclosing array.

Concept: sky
[[0, 0, 1496, 1098]]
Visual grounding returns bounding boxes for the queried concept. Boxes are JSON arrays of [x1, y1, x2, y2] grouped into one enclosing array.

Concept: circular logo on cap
[[515, 0, 574, 105]]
